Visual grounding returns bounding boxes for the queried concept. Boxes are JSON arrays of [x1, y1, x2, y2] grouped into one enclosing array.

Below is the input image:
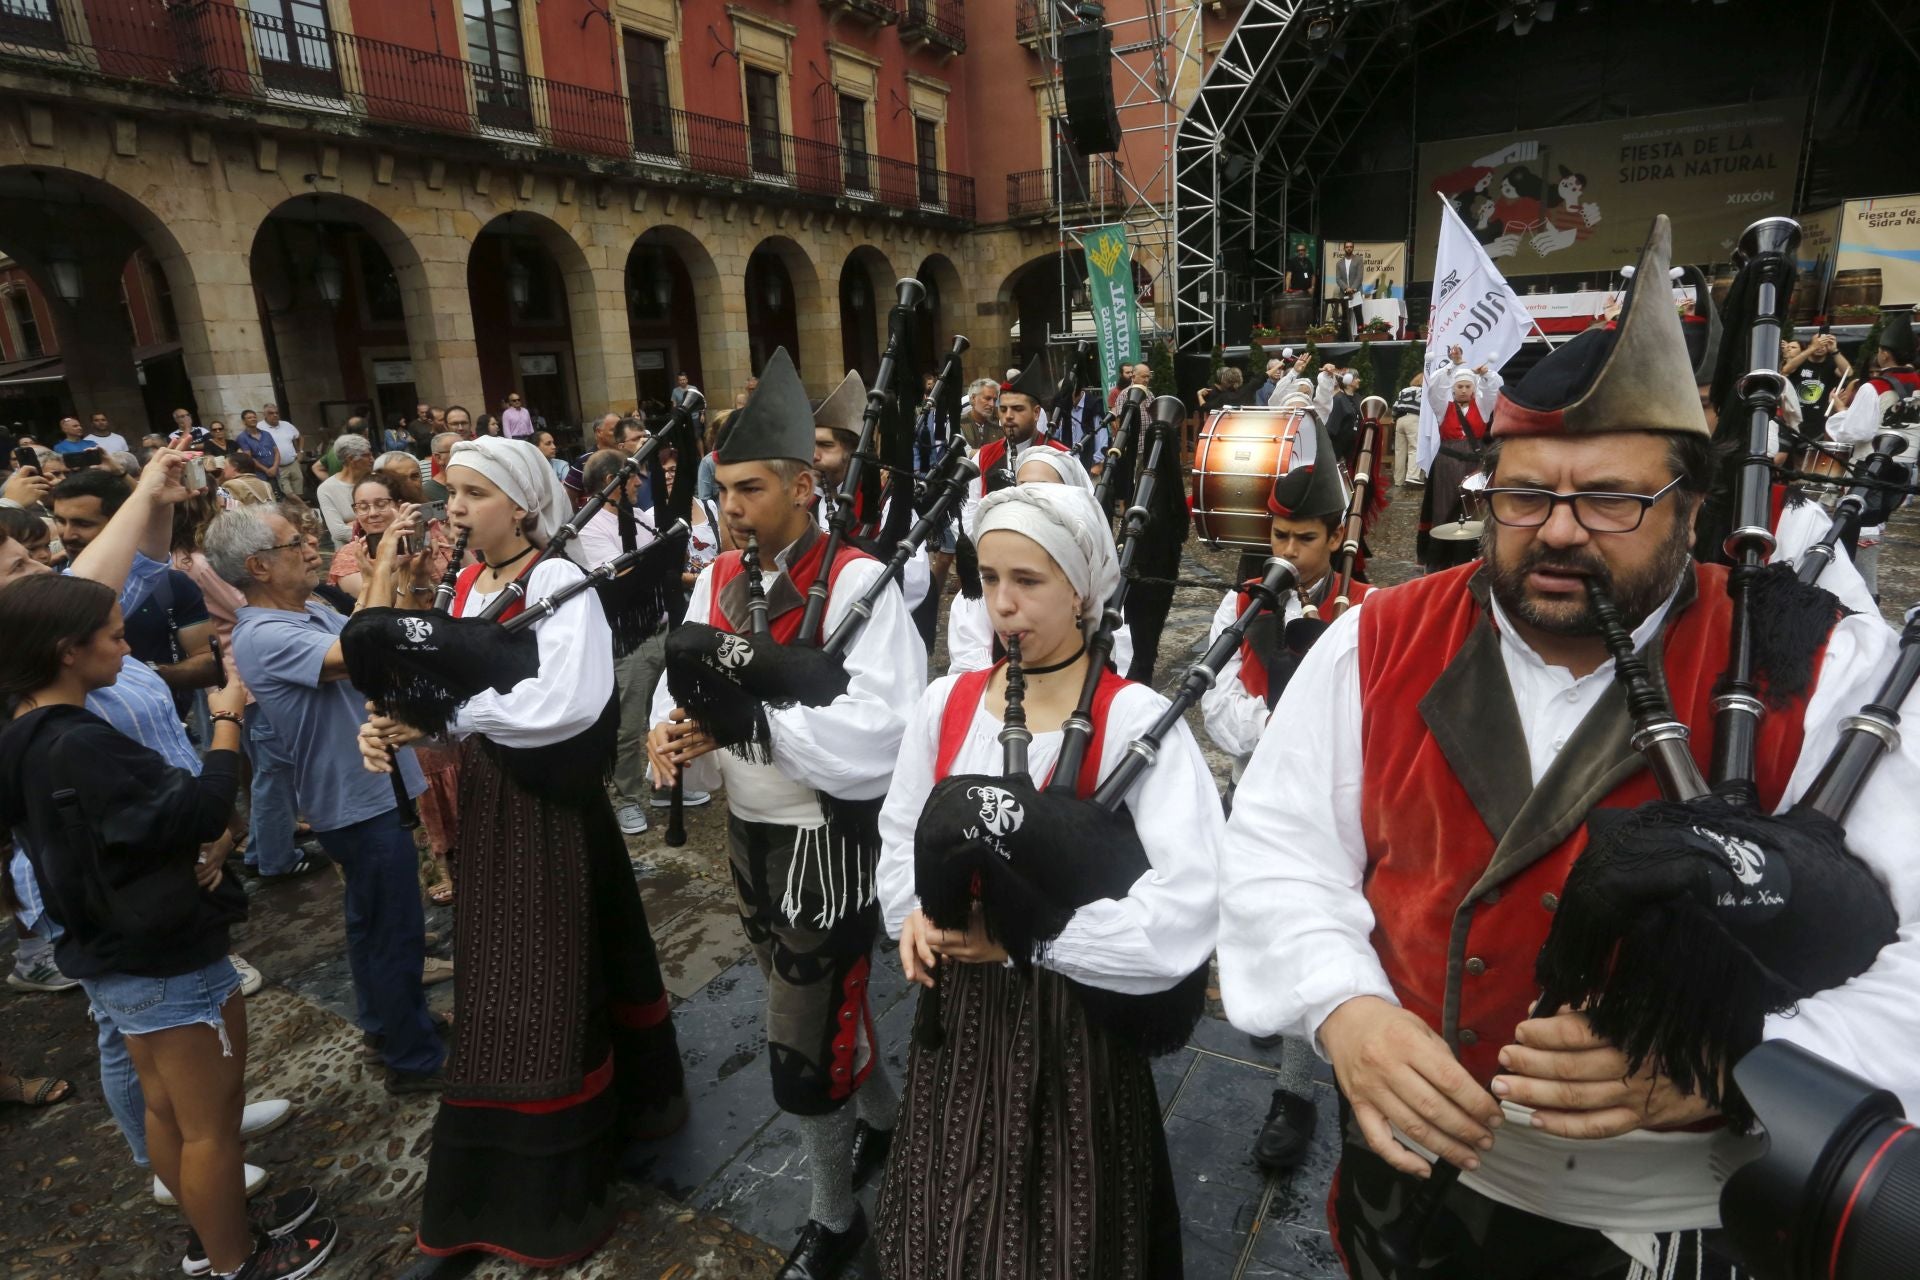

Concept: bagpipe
[[337, 409, 702, 795], [1792, 429, 1913, 586], [1531, 219, 1904, 1122], [911, 405, 1227, 1061], [1383, 218, 1910, 1270], [663, 279, 940, 758]]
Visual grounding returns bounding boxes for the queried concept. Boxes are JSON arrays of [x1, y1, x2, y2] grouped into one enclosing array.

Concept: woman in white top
[[873, 482, 1222, 1279], [365, 437, 685, 1272]]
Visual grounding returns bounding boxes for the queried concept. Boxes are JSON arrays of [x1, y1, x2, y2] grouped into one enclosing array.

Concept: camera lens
[[1721, 1042, 1920, 1279]]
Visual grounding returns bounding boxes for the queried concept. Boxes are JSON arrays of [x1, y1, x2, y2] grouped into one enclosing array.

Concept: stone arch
[[744, 234, 826, 391], [251, 193, 442, 438], [838, 243, 896, 385], [0, 163, 255, 427], [914, 252, 966, 370], [627, 224, 722, 411], [468, 210, 600, 438]]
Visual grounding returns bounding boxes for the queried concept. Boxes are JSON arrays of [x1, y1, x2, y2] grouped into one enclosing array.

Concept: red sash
[[707, 536, 872, 643], [451, 560, 531, 623], [1866, 368, 1920, 400], [932, 662, 1129, 801]]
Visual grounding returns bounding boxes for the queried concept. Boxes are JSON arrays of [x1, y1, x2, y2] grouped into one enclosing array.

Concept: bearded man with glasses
[[1215, 215, 1918, 1279]]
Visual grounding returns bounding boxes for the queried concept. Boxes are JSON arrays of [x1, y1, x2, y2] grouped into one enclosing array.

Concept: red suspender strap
[[933, 668, 995, 780], [1075, 669, 1129, 800], [450, 562, 488, 617]]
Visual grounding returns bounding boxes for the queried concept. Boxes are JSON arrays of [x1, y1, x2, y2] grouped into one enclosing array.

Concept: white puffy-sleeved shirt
[[450, 557, 615, 749], [875, 672, 1222, 994], [811, 487, 930, 614], [1826, 371, 1920, 541], [945, 593, 1134, 678], [1198, 583, 1354, 770], [650, 538, 925, 826], [1215, 582, 1920, 1238]]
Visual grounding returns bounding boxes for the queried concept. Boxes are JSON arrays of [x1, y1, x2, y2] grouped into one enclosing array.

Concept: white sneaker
[[615, 803, 649, 835], [229, 955, 264, 997], [7, 958, 80, 992], [240, 1098, 293, 1138], [155, 1162, 267, 1204]]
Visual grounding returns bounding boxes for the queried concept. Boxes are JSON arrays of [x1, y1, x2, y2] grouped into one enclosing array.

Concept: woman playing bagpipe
[[873, 481, 1224, 1279], [1215, 215, 1920, 1279], [350, 437, 686, 1274], [945, 445, 1134, 675], [646, 346, 926, 1280]]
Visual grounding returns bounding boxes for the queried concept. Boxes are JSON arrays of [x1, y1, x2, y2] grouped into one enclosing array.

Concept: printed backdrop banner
[[1080, 224, 1141, 394], [1415, 99, 1804, 278], [1838, 194, 1920, 308], [1320, 241, 1407, 299]]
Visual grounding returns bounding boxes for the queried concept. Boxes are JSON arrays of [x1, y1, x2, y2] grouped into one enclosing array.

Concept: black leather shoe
[[1252, 1087, 1317, 1174], [850, 1120, 893, 1189], [776, 1206, 868, 1280]]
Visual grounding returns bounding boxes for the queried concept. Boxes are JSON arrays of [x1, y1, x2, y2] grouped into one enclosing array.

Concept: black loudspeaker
[[1224, 303, 1255, 346], [1175, 352, 1215, 409], [1059, 22, 1122, 155]]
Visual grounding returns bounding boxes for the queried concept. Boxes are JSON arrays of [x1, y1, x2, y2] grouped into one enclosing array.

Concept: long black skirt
[[1417, 446, 1483, 573], [415, 743, 685, 1268], [873, 961, 1181, 1280]]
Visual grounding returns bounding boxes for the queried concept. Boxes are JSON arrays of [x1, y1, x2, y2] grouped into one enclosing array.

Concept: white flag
[[1418, 196, 1530, 472]]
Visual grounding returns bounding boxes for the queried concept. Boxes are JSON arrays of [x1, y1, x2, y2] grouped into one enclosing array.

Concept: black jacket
[[0, 706, 243, 979]]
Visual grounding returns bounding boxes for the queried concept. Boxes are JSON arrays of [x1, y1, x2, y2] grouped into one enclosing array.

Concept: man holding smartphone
[[50, 416, 94, 462]]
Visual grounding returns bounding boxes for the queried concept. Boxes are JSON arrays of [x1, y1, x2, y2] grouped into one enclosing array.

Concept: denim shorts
[[81, 956, 242, 1054], [937, 522, 959, 554]]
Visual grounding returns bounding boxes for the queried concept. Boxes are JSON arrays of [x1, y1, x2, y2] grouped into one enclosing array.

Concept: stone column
[[566, 217, 638, 421]]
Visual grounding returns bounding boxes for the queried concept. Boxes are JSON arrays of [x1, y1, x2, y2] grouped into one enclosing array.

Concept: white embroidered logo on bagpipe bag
[[400, 616, 435, 645], [1691, 825, 1767, 888], [968, 785, 1025, 838], [714, 635, 753, 669]]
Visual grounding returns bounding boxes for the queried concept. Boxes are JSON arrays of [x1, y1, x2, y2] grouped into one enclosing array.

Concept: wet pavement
[[3, 477, 1913, 1279]]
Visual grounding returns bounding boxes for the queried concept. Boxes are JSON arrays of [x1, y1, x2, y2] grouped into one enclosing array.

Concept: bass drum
[[1191, 405, 1317, 547]]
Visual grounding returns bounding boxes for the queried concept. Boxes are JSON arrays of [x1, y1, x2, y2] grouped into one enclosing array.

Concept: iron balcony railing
[[0, 0, 973, 220], [900, 0, 965, 53], [1007, 164, 1122, 218], [820, 0, 901, 26]]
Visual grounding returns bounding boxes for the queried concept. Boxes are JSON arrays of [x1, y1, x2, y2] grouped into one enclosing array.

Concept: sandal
[[0, 1073, 73, 1107]]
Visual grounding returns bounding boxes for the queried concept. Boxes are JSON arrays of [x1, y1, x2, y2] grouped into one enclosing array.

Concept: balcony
[[1015, 0, 1049, 47], [899, 0, 965, 56], [820, 0, 900, 27], [1007, 164, 1123, 219], [0, 0, 972, 222]]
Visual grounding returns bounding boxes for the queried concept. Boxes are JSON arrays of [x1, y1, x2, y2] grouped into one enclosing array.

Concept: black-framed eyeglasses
[[1480, 475, 1685, 534]]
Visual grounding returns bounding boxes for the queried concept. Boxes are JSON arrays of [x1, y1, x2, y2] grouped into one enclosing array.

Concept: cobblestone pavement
[[3, 476, 1913, 1280]]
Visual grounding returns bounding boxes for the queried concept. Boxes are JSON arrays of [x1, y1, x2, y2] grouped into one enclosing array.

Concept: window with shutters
[[838, 94, 870, 194], [745, 67, 784, 178], [624, 31, 674, 159], [465, 0, 533, 133], [10, 293, 43, 360], [915, 116, 941, 205]]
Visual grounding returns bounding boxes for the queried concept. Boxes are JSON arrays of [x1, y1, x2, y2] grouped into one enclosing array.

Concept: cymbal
[[1427, 519, 1485, 542]]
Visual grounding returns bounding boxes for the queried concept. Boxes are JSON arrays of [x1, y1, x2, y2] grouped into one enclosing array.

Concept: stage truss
[[1026, 0, 1209, 350], [1173, 0, 1492, 352]]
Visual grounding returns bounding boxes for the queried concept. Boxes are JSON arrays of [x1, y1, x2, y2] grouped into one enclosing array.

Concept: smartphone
[[74, 447, 104, 468], [208, 634, 228, 689], [13, 445, 36, 472], [365, 529, 383, 557], [182, 456, 207, 491], [393, 532, 416, 558]]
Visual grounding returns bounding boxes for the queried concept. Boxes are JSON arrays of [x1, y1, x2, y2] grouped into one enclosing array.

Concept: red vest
[[452, 560, 530, 622], [973, 435, 1068, 497], [1354, 564, 1822, 1084], [1233, 577, 1372, 700], [1440, 400, 1487, 442], [933, 662, 1129, 800], [707, 536, 871, 643]]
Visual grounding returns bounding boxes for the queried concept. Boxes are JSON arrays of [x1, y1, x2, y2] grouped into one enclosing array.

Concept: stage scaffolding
[[1172, 0, 1492, 352], [1025, 0, 1209, 353]]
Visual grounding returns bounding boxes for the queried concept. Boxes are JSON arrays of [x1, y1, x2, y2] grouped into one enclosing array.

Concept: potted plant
[[1305, 322, 1337, 339], [1361, 318, 1395, 340]]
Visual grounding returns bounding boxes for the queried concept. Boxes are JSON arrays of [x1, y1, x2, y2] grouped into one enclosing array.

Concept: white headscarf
[[974, 483, 1120, 634], [1452, 365, 1479, 389], [445, 436, 582, 562], [1012, 444, 1093, 492]]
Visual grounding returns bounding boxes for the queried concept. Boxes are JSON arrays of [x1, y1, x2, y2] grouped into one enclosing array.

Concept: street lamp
[[506, 247, 533, 309], [43, 244, 83, 305], [312, 243, 345, 307]]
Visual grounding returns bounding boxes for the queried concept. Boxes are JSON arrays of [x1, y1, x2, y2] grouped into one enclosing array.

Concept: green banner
[[1081, 224, 1140, 393]]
